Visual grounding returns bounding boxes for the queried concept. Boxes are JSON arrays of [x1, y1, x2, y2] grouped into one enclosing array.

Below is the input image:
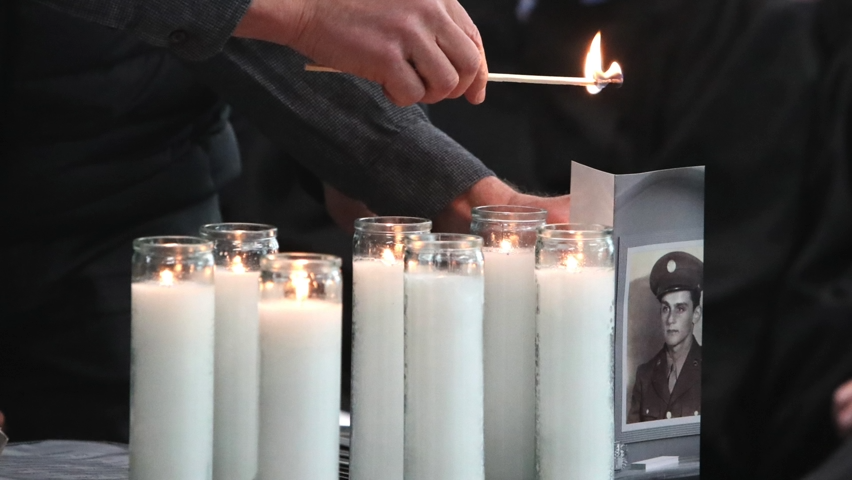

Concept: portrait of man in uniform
[[626, 250, 703, 424]]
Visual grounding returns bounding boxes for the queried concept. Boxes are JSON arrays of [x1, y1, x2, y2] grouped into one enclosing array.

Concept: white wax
[[258, 298, 342, 480], [404, 273, 485, 480], [535, 267, 615, 480], [350, 260, 405, 480], [213, 269, 260, 480], [482, 249, 536, 480], [130, 281, 215, 480]]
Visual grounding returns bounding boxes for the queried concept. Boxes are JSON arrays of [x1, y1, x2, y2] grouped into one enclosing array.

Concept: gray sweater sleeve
[[186, 38, 495, 218], [34, 0, 252, 61]]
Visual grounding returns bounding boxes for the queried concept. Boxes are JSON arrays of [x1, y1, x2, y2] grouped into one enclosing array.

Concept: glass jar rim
[[471, 205, 547, 222], [200, 223, 277, 240], [261, 252, 342, 272], [538, 223, 613, 240], [132, 236, 213, 253], [354, 217, 432, 234], [405, 233, 483, 251]]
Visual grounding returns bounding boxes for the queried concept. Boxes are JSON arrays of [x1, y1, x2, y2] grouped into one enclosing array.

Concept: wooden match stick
[[304, 64, 623, 87]]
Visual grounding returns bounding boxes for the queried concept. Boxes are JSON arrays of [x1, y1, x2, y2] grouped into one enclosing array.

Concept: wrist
[[233, 0, 308, 47]]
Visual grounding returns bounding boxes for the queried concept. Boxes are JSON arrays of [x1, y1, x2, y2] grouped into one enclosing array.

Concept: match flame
[[381, 247, 396, 266], [584, 32, 622, 94], [231, 255, 246, 274], [159, 269, 175, 286], [291, 260, 310, 301]]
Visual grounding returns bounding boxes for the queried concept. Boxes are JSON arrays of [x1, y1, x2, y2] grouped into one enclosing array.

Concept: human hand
[[432, 177, 569, 233], [833, 379, 852, 438], [323, 184, 376, 235], [233, 0, 488, 106]]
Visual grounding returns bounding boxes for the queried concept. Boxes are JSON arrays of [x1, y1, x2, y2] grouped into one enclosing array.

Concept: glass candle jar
[[200, 223, 278, 480], [404, 234, 485, 480], [350, 217, 431, 480], [258, 253, 343, 480], [130, 236, 216, 480], [535, 224, 615, 480], [470, 206, 546, 480]]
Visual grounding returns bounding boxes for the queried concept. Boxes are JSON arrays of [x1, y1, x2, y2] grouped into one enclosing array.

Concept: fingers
[[444, 1, 488, 104], [434, 17, 482, 101], [411, 41, 460, 104], [381, 57, 427, 107]]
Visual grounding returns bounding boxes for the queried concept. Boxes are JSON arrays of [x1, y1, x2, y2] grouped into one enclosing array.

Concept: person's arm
[[189, 38, 569, 226], [33, 0, 487, 105], [33, 0, 251, 61], [187, 38, 493, 220]]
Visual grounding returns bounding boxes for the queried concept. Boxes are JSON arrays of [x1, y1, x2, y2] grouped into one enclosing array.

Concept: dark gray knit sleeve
[[34, 0, 251, 61], [186, 38, 495, 218]]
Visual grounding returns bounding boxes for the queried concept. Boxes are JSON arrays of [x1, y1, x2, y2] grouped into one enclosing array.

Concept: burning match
[[305, 32, 623, 92]]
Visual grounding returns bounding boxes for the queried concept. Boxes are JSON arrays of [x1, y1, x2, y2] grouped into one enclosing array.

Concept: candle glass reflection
[[200, 223, 278, 480], [351, 217, 431, 480], [130, 236, 215, 480], [404, 234, 485, 480], [535, 224, 615, 480], [258, 253, 342, 480], [470, 206, 546, 480]]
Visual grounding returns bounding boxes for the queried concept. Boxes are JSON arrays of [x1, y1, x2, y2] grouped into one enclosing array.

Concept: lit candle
[[350, 217, 431, 480], [404, 234, 485, 480], [130, 237, 215, 480], [535, 225, 615, 480], [201, 223, 278, 480], [471, 206, 546, 480], [258, 254, 343, 480]]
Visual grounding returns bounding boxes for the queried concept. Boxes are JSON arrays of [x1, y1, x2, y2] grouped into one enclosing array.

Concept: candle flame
[[500, 238, 513, 253], [231, 255, 246, 274], [584, 32, 622, 94], [291, 261, 310, 301], [561, 254, 583, 274], [159, 269, 175, 286], [381, 247, 396, 266]]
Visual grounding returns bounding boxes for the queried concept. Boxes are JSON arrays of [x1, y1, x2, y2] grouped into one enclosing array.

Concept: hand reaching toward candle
[[432, 177, 570, 233], [323, 177, 568, 234], [834, 380, 852, 437], [233, 0, 488, 106]]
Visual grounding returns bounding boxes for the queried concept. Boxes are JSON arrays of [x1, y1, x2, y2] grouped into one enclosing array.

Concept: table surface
[[0, 432, 698, 480]]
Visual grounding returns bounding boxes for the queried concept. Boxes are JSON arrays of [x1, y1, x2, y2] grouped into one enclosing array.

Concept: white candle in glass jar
[[482, 245, 536, 480], [130, 272, 215, 480], [535, 264, 614, 480], [404, 273, 485, 480], [213, 257, 260, 480], [351, 250, 405, 480], [258, 297, 342, 480]]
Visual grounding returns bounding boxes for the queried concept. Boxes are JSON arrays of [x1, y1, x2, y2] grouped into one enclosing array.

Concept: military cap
[[649, 251, 703, 299]]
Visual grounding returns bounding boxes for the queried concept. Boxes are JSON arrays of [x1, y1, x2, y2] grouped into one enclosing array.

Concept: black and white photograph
[[622, 241, 703, 432]]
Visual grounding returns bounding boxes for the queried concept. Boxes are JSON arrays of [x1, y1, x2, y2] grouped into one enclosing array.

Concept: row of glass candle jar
[[351, 207, 615, 480], [127, 208, 614, 480]]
